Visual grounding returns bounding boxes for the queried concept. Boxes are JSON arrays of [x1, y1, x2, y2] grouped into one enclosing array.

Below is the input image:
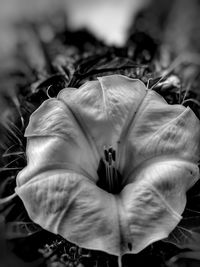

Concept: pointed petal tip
[[97, 74, 147, 89]]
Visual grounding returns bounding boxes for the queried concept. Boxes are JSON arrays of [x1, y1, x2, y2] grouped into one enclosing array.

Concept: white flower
[[15, 75, 200, 256]]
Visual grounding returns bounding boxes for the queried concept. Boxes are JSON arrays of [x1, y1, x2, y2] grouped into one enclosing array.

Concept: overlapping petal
[[24, 99, 99, 182], [119, 159, 199, 255], [16, 145, 119, 255], [117, 90, 200, 179], [57, 75, 147, 155], [15, 74, 200, 256]]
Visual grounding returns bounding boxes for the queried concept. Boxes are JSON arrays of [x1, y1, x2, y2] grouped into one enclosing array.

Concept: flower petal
[[119, 89, 200, 178], [16, 137, 199, 256], [119, 159, 199, 255], [15, 75, 200, 257], [26, 75, 148, 174], [58, 75, 147, 155], [16, 171, 121, 255], [25, 98, 99, 180], [16, 137, 121, 256]]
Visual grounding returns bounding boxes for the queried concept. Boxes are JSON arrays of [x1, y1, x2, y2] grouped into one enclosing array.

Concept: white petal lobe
[[119, 159, 199, 254]]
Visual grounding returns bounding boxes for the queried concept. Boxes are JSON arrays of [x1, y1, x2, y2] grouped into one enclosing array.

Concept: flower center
[[97, 146, 122, 194]]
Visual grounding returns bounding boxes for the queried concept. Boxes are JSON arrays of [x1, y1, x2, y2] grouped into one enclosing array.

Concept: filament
[[103, 146, 118, 193]]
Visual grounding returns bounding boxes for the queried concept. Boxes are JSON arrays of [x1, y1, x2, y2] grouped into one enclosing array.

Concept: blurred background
[[0, 0, 200, 128], [0, 1, 200, 267], [0, 0, 148, 53]]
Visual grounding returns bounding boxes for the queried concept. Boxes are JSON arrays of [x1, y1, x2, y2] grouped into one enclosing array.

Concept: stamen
[[97, 146, 122, 194], [103, 146, 118, 193], [118, 255, 122, 267], [108, 152, 112, 165]]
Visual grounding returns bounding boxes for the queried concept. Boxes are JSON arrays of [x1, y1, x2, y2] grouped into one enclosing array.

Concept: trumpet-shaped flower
[[15, 75, 200, 257]]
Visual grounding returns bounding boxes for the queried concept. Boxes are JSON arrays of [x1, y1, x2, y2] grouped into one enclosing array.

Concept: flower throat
[[97, 146, 122, 194]]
